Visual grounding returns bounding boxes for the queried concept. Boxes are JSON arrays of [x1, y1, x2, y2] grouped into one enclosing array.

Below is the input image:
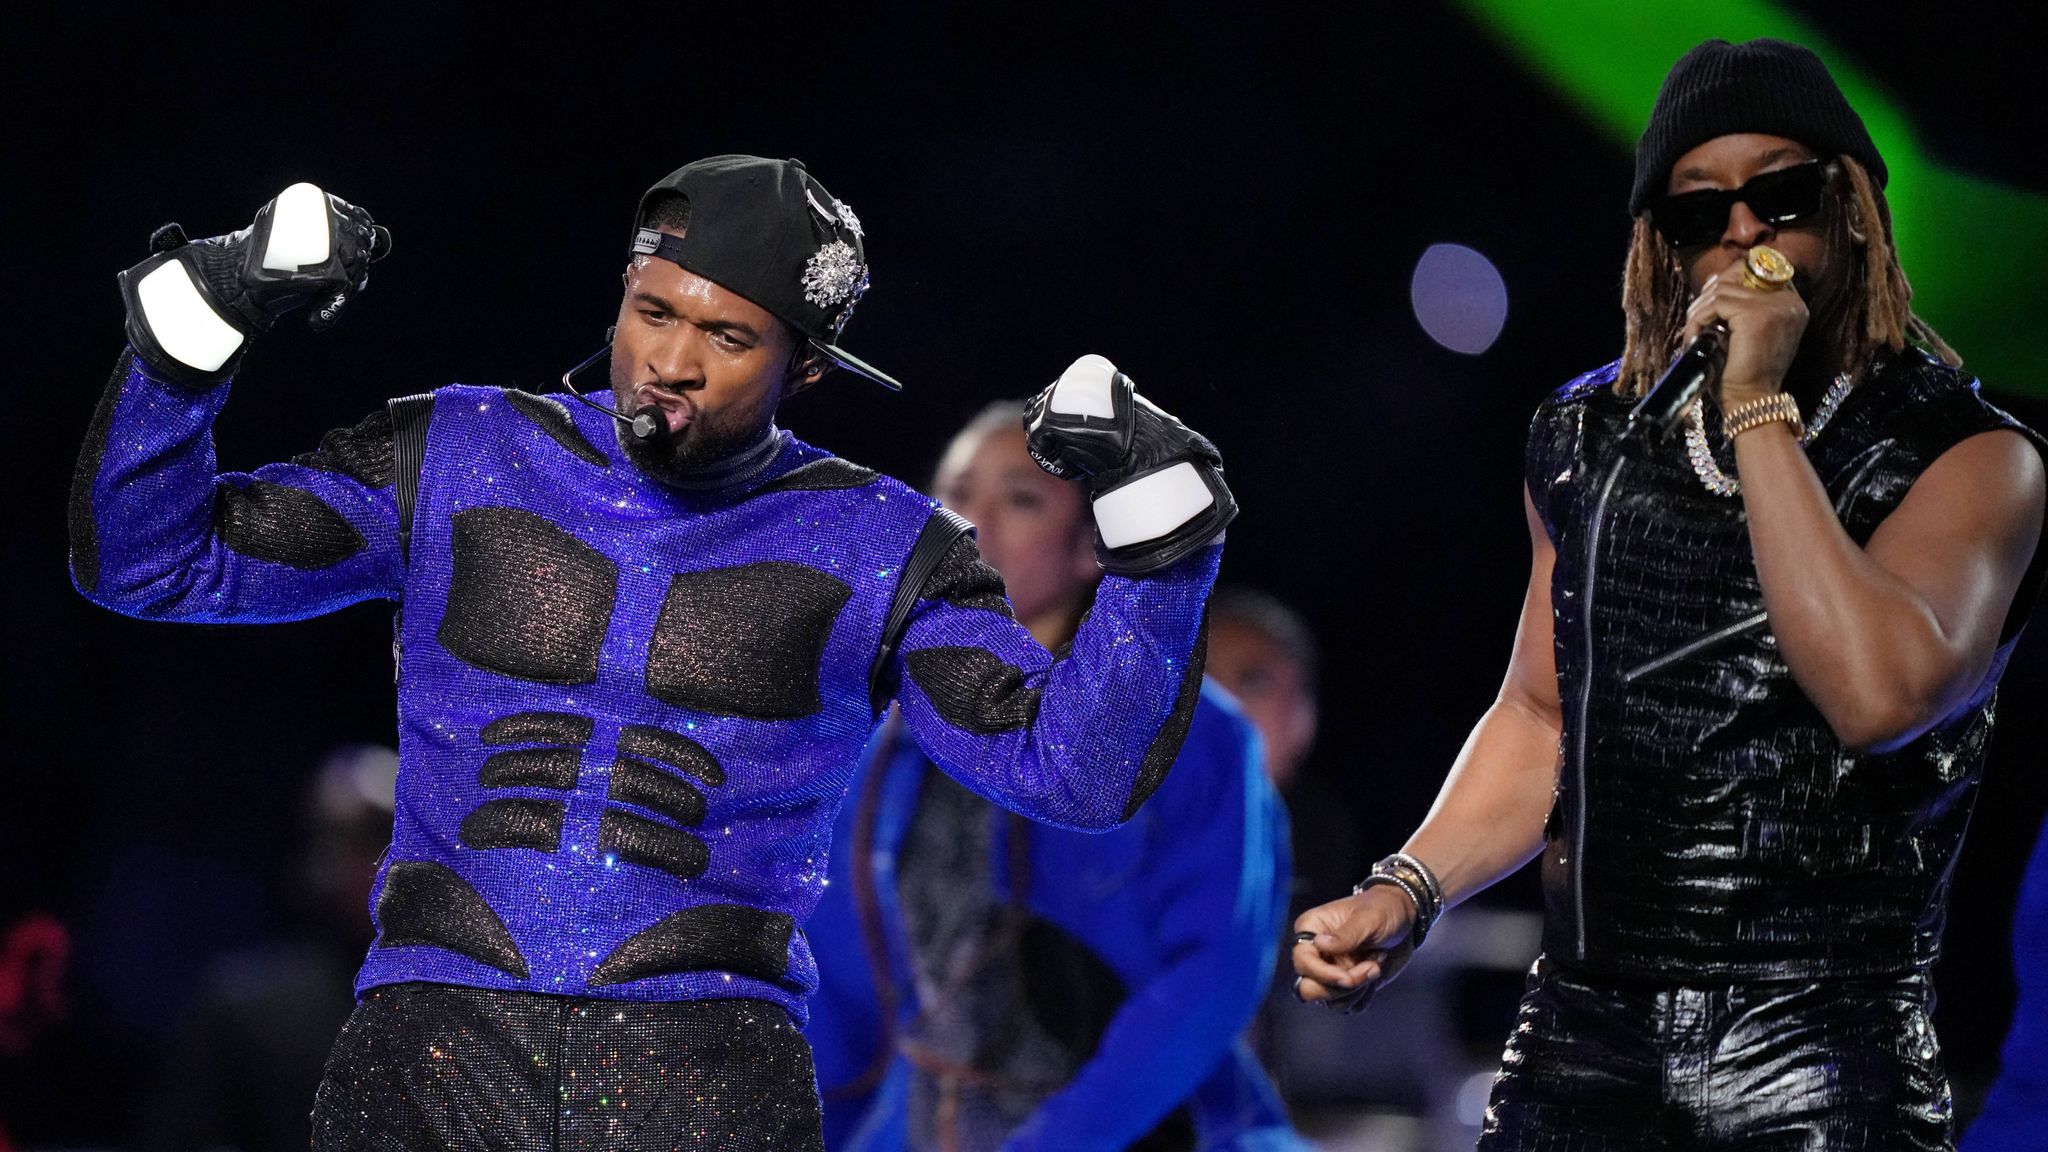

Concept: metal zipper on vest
[[1620, 610, 1768, 683], [1573, 454, 1626, 962]]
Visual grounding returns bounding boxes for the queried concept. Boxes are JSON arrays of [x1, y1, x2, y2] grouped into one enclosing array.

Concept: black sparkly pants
[[1478, 958, 1952, 1151], [310, 983, 824, 1151]]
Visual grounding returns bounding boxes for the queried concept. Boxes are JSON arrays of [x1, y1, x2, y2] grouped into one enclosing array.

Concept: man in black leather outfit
[[1293, 38, 2048, 1150]]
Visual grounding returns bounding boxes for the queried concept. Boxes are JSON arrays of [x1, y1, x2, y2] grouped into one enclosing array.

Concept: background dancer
[[807, 402, 1302, 1151], [1961, 810, 2048, 1149]]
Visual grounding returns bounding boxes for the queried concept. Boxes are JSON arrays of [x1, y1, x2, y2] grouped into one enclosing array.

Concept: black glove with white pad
[[1024, 354, 1238, 576], [116, 183, 391, 385]]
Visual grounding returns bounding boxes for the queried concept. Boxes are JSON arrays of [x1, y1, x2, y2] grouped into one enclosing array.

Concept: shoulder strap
[[867, 508, 973, 715], [387, 393, 436, 565]]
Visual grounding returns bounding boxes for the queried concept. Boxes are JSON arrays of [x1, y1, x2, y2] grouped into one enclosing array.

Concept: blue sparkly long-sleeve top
[[69, 350, 1220, 1022]]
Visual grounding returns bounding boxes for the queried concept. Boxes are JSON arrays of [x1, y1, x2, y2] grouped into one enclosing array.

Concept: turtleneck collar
[[622, 422, 790, 492]]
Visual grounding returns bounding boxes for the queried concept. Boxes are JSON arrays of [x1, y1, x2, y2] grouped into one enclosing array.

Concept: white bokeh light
[[1410, 242, 1509, 355]]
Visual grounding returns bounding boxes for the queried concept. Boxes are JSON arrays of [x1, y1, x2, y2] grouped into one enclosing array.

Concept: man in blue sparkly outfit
[[71, 155, 1238, 1150]]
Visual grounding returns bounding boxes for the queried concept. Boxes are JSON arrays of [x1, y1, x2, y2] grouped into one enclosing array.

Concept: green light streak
[[1456, 0, 2048, 398]]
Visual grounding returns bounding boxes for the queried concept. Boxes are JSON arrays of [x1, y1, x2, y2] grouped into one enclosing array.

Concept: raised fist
[[117, 182, 391, 383], [1023, 354, 1238, 575]]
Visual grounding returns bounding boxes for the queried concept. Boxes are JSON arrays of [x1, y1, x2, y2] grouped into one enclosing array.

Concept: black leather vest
[[1527, 350, 2045, 980]]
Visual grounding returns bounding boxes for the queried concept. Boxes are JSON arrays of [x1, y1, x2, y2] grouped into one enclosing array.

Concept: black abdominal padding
[[746, 457, 879, 497], [921, 534, 1014, 616], [590, 903, 796, 988], [504, 390, 608, 468], [374, 860, 530, 979], [215, 480, 367, 569], [645, 562, 852, 719], [460, 798, 566, 852], [69, 352, 130, 593], [1123, 612, 1209, 820], [292, 408, 396, 488], [481, 711, 595, 746], [904, 646, 1043, 735], [609, 758, 708, 826], [477, 748, 582, 790], [438, 507, 618, 685], [600, 809, 710, 880], [617, 725, 727, 787]]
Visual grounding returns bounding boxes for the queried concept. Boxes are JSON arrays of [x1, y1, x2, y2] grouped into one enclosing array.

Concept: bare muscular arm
[[1690, 261, 2047, 753], [1293, 486, 1563, 999], [1736, 422, 2042, 750]]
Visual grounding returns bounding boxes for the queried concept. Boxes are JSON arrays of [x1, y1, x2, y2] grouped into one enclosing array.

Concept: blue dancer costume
[[72, 158, 1239, 1150], [807, 683, 1305, 1152], [1961, 812, 2048, 1151]]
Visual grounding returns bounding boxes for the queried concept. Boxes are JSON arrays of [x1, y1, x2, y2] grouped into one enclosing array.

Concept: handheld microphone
[[1625, 244, 1796, 443], [1626, 323, 1727, 443], [558, 329, 671, 446]]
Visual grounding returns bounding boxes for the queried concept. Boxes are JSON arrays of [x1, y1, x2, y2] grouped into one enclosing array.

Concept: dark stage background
[[5, 4, 2044, 1145]]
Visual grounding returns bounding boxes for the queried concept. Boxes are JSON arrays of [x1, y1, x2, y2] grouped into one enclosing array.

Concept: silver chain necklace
[[1683, 372, 1855, 497]]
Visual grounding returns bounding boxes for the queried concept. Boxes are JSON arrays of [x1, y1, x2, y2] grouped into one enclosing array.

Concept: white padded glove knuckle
[[1049, 353, 1120, 419]]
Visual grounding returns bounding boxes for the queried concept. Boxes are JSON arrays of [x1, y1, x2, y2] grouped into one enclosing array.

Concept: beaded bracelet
[[1352, 874, 1429, 947], [1382, 851, 1444, 914], [1354, 852, 1445, 947]]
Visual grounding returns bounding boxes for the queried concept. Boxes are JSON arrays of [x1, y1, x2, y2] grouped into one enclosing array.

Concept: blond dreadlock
[[1615, 155, 1959, 399]]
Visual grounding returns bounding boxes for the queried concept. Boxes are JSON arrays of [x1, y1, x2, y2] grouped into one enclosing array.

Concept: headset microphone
[[558, 327, 672, 446]]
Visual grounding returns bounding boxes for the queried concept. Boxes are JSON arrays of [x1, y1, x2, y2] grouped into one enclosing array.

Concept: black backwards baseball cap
[[631, 154, 903, 390], [1631, 38, 1886, 216]]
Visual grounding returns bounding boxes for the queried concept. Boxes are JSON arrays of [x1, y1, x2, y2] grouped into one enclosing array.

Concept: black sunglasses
[[1646, 160, 1838, 247]]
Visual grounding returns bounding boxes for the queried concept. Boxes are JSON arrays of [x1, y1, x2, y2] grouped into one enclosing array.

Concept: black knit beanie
[[1630, 38, 1885, 215]]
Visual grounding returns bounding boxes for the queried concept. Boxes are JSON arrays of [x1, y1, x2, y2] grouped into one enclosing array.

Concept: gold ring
[[1741, 244, 1796, 292]]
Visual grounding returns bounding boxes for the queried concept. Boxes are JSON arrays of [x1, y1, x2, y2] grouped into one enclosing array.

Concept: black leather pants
[[1478, 958, 1952, 1151], [310, 983, 824, 1151]]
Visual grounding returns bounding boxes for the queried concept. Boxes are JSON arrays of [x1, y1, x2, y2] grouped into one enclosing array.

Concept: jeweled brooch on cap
[[802, 240, 868, 310], [835, 201, 863, 239]]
